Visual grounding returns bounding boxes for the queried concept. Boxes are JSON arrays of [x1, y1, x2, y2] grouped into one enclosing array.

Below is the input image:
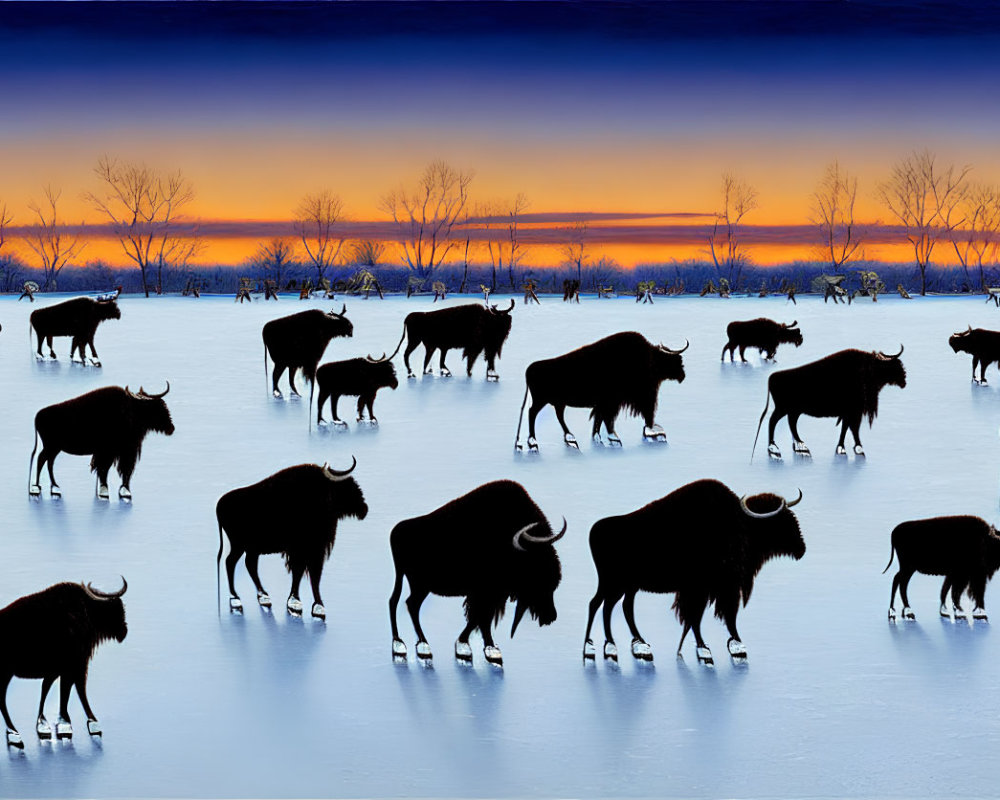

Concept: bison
[[262, 305, 353, 398], [388, 480, 564, 666], [29, 383, 174, 499], [721, 318, 802, 363], [884, 515, 1000, 622], [752, 346, 906, 459], [948, 326, 1000, 384], [0, 578, 127, 748], [315, 354, 399, 427], [216, 459, 369, 619], [514, 331, 687, 450], [30, 295, 121, 366], [387, 300, 514, 380], [583, 479, 805, 665]]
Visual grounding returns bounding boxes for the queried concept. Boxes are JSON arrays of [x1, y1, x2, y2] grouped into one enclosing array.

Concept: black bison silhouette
[[0, 578, 127, 747], [948, 326, 1000, 384], [30, 295, 121, 366], [721, 318, 802, 363], [584, 479, 805, 665], [262, 306, 353, 398], [315, 354, 398, 427]]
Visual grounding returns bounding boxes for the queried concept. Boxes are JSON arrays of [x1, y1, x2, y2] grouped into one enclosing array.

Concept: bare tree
[[85, 155, 196, 297], [349, 239, 385, 269], [951, 183, 1000, 292], [252, 237, 297, 287], [811, 161, 865, 274], [563, 221, 589, 284], [505, 193, 529, 290], [480, 201, 502, 292], [458, 206, 474, 293], [23, 186, 86, 291], [379, 160, 473, 278], [707, 172, 758, 286], [294, 190, 347, 286], [877, 150, 970, 296]]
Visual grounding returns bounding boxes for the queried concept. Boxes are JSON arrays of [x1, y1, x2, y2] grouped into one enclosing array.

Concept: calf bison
[[389, 480, 564, 666], [884, 515, 1000, 621], [216, 459, 369, 618], [753, 346, 906, 459], [584, 479, 805, 665], [721, 318, 802, 363], [514, 331, 687, 450], [948, 326, 1000, 384], [30, 295, 121, 366], [0, 579, 128, 747], [315, 354, 398, 427]]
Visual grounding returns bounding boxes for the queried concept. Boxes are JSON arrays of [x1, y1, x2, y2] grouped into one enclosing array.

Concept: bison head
[[82, 577, 128, 644], [739, 490, 806, 561], [325, 304, 354, 339], [125, 382, 176, 435], [873, 344, 907, 389], [320, 458, 369, 521], [949, 326, 974, 354], [780, 321, 803, 347], [365, 354, 399, 390], [95, 299, 122, 321], [652, 340, 688, 383], [486, 300, 515, 349], [509, 518, 566, 636]]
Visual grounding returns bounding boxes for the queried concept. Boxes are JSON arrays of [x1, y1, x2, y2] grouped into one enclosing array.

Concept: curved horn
[[322, 456, 357, 481], [143, 381, 169, 399], [740, 494, 785, 519], [124, 385, 140, 399], [84, 576, 127, 600], [499, 299, 515, 314], [784, 488, 803, 508], [878, 344, 904, 359], [660, 339, 690, 354], [339, 303, 347, 316], [366, 352, 387, 363], [512, 517, 567, 551], [784, 320, 798, 328]]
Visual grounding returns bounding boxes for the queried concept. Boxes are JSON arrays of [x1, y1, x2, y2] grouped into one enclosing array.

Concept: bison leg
[[244, 553, 271, 608], [721, 341, 734, 362], [70, 336, 83, 362], [465, 346, 484, 378], [46, 335, 56, 359], [73, 673, 102, 736], [847, 417, 864, 456], [404, 585, 432, 659], [422, 347, 435, 375], [287, 563, 306, 614], [225, 546, 245, 611], [623, 591, 653, 661], [287, 368, 302, 398], [455, 620, 475, 662], [306, 554, 326, 618], [719, 598, 747, 661], [36, 675, 55, 739], [329, 395, 346, 426], [316, 384, 331, 425], [365, 394, 377, 424], [583, 589, 604, 660], [0, 673, 22, 748], [35, 330, 46, 360], [483, 348, 500, 381], [970, 575, 989, 620], [117, 451, 137, 499], [973, 356, 982, 383], [403, 341, 420, 378], [389, 569, 408, 659], [950, 578, 968, 617], [738, 344, 748, 363], [93, 452, 115, 499], [438, 348, 451, 377], [896, 568, 916, 619], [788, 414, 810, 455], [677, 594, 713, 665], [938, 577, 953, 617], [56, 677, 73, 739], [37, 447, 60, 496], [767, 407, 786, 458], [271, 363, 286, 397], [601, 587, 625, 661], [526, 400, 547, 450], [555, 405, 578, 448], [980, 359, 989, 384], [476, 609, 503, 666]]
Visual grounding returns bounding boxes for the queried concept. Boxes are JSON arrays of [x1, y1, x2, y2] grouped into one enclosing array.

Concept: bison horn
[[512, 517, 567, 551], [124, 385, 140, 399], [878, 344, 904, 359], [498, 299, 515, 314], [784, 488, 803, 508], [660, 339, 689, 355], [83, 576, 128, 600], [142, 381, 170, 399], [739, 494, 786, 519], [322, 456, 357, 481], [366, 352, 387, 363], [784, 320, 798, 328]]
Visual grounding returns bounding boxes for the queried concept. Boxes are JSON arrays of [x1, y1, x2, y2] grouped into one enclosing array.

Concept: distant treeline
[[0, 255, 993, 297]]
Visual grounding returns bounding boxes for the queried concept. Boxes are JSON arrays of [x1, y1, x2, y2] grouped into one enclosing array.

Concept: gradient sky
[[4, 1, 1000, 267]]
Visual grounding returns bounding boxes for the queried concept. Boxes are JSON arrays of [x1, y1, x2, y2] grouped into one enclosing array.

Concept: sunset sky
[[3, 1, 1000, 268]]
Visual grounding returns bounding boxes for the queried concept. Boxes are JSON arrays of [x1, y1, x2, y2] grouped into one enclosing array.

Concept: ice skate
[[484, 645, 503, 666], [603, 641, 618, 662], [631, 639, 653, 661], [392, 638, 407, 662], [455, 640, 473, 662]]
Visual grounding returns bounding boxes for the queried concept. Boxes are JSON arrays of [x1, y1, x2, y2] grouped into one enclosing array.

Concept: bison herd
[[3, 291, 1000, 750]]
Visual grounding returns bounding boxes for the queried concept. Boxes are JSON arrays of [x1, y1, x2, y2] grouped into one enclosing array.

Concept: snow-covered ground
[[0, 290, 997, 798]]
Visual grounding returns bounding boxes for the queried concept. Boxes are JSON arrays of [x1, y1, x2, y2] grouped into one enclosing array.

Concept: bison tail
[[216, 519, 224, 617], [882, 542, 896, 574], [387, 322, 408, 361], [514, 383, 530, 447], [750, 380, 772, 463]]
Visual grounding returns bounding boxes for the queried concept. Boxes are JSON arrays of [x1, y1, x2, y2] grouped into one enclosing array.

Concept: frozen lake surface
[[0, 291, 998, 798]]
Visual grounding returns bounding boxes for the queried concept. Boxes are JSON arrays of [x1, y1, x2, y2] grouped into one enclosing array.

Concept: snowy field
[[0, 290, 998, 799]]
